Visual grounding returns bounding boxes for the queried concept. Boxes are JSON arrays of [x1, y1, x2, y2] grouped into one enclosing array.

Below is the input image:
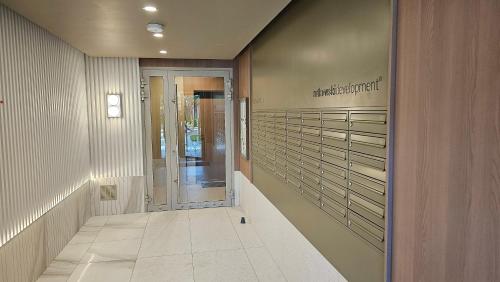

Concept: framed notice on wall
[[240, 98, 249, 160]]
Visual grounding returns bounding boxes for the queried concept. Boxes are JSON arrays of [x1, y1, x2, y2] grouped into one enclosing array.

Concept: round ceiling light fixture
[[159, 50, 168, 55], [153, 33, 163, 38], [143, 5, 158, 12], [146, 23, 164, 34]]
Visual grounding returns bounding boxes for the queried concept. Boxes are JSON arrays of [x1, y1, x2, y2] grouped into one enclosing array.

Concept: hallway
[[37, 208, 285, 282], [1, 0, 499, 281]]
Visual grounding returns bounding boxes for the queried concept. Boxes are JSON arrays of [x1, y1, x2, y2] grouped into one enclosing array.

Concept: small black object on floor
[[240, 217, 246, 224]]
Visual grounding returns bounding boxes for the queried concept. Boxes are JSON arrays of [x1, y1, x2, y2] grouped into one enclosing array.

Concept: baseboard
[[235, 171, 346, 282], [234, 171, 347, 282], [0, 182, 92, 282]]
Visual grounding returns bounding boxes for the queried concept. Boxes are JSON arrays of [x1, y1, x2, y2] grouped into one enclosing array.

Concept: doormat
[[201, 181, 226, 188]]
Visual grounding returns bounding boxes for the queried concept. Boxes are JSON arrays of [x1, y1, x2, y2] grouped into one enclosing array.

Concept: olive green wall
[[252, 0, 390, 111], [250, 0, 391, 281]]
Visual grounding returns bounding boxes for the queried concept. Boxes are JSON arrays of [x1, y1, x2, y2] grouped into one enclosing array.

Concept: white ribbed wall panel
[[85, 57, 143, 178], [0, 5, 91, 248], [90, 176, 145, 216], [0, 182, 91, 282], [85, 57, 144, 215]]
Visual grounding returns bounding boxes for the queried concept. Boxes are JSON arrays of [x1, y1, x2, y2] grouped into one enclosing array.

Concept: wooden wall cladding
[[236, 49, 252, 180], [393, 0, 500, 281], [139, 58, 233, 68]]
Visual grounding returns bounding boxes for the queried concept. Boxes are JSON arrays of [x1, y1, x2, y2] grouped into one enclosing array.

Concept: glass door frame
[[141, 68, 234, 211], [168, 69, 234, 210], [142, 70, 171, 212]]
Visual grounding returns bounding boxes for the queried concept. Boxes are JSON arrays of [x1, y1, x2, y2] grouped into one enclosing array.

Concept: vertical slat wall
[[0, 184, 91, 282], [0, 5, 91, 247], [85, 57, 143, 178], [85, 57, 144, 215]]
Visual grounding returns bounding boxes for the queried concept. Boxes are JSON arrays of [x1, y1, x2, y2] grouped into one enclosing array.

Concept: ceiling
[[0, 0, 290, 59]]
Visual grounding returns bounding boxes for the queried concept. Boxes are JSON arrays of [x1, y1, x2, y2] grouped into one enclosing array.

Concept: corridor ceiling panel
[[0, 0, 290, 59]]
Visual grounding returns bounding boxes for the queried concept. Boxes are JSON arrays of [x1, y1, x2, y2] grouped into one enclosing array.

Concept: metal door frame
[[141, 70, 171, 211], [141, 67, 234, 211], [168, 69, 234, 210]]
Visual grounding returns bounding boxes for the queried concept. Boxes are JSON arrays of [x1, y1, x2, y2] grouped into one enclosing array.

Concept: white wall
[[235, 171, 347, 282], [0, 183, 91, 282], [85, 57, 145, 215], [0, 4, 91, 248]]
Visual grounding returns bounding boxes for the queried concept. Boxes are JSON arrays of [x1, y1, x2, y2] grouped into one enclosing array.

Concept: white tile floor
[[37, 207, 286, 282]]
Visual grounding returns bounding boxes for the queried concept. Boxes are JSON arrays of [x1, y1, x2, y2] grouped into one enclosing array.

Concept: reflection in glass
[[175, 76, 226, 203], [149, 77, 168, 205]]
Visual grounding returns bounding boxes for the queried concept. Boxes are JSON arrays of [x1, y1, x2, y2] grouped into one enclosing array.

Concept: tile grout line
[[187, 209, 196, 282], [78, 214, 120, 265], [230, 206, 289, 282], [41, 215, 111, 281], [224, 207, 261, 282], [239, 186, 290, 281], [131, 251, 192, 260], [128, 213, 151, 282], [78, 235, 146, 245], [258, 245, 289, 282]]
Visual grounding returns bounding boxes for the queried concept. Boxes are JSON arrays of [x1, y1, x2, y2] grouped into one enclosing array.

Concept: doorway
[[142, 69, 234, 211]]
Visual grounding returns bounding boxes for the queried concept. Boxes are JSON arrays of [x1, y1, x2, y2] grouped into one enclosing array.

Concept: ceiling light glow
[[159, 50, 167, 54], [143, 6, 158, 12], [153, 33, 163, 38], [146, 23, 164, 33]]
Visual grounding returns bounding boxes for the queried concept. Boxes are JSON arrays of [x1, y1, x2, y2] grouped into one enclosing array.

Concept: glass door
[[167, 71, 233, 209], [142, 74, 171, 211]]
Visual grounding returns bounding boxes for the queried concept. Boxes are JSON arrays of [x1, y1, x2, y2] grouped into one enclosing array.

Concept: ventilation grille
[[100, 185, 118, 201]]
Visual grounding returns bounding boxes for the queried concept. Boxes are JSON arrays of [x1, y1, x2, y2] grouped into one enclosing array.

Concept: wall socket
[[100, 185, 117, 201]]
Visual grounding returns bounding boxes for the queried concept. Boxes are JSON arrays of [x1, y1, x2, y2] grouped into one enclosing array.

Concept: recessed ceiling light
[[159, 50, 167, 54], [146, 23, 164, 33], [143, 6, 158, 12], [153, 33, 163, 38]]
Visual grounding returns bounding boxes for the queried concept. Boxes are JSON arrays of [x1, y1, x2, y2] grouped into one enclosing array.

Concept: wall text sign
[[313, 76, 383, 97]]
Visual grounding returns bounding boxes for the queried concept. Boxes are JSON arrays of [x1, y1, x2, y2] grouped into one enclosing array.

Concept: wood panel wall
[[139, 58, 233, 68], [149, 77, 164, 160], [235, 49, 252, 180], [393, 0, 500, 281], [175, 77, 225, 159]]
